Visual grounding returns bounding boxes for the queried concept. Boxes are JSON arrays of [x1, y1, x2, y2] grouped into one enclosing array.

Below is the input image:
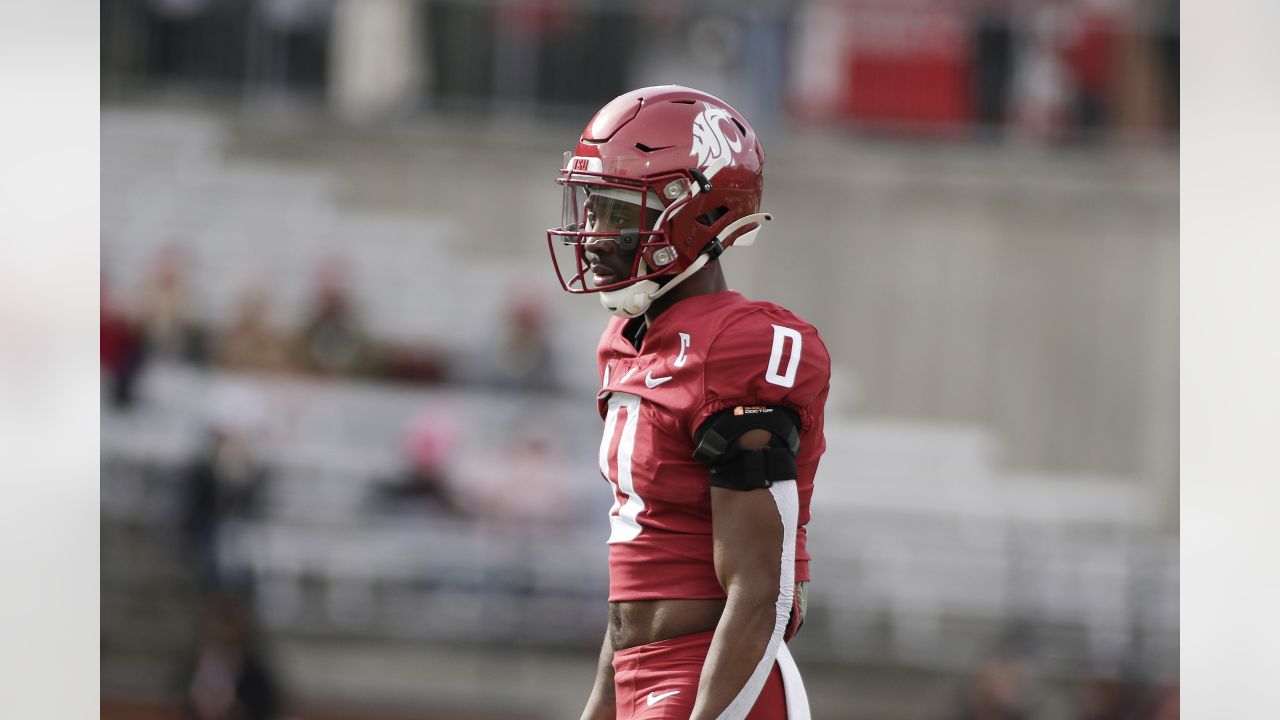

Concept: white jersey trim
[[603, 393, 645, 544]]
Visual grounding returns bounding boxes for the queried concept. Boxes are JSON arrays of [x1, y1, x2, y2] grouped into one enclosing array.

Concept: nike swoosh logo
[[647, 690, 680, 706], [644, 371, 673, 388]]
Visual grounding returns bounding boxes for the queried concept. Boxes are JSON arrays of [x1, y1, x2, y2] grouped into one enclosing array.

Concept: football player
[[548, 86, 830, 720]]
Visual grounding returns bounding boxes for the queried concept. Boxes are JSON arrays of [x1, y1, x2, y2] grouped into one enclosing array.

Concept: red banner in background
[[793, 0, 972, 134]]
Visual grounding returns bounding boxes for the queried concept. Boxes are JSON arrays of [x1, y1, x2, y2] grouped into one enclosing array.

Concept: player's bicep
[[703, 421, 797, 595], [711, 485, 783, 595]]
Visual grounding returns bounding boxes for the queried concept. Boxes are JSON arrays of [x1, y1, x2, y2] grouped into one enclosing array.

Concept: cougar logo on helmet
[[690, 105, 743, 169]]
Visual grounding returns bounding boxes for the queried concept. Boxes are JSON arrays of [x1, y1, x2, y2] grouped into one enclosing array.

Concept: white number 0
[[765, 324, 802, 388]]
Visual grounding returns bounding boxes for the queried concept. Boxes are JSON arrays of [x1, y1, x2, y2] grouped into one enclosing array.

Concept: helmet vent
[[635, 143, 674, 153], [695, 206, 730, 227], [731, 117, 747, 135], [669, 99, 696, 105]]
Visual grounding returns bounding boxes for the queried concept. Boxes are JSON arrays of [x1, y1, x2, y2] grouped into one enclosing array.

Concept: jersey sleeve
[[691, 307, 831, 440]]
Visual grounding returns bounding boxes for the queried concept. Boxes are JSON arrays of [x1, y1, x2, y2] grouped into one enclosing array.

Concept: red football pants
[[612, 630, 801, 719]]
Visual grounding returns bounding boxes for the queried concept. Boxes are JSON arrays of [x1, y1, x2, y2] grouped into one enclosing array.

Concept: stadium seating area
[[102, 365, 1177, 696], [102, 106, 1177, 717]]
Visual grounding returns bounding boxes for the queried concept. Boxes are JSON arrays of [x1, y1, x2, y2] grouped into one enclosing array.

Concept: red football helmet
[[547, 85, 772, 317]]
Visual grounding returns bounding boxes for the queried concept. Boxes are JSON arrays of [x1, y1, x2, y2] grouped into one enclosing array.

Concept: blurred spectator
[[143, 0, 214, 83], [256, 0, 333, 95], [181, 382, 271, 594], [377, 341, 449, 384], [294, 256, 374, 377], [738, 2, 794, 135], [1061, 0, 1120, 139], [137, 245, 208, 364], [371, 406, 464, 516], [1076, 668, 1141, 720], [141, 0, 252, 91], [788, 0, 849, 123], [1010, 2, 1072, 142], [101, 275, 147, 409], [1147, 683, 1178, 720], [970, 0, 1015, 136], [491, 0, 559, 110], [182, 593, 285, 720], [951, 652, 1031, 720], [455, 425, 573, 524], [215, 281, 291, 374], [495, 293, 558, 392], [1154, 0, 1179, 132]]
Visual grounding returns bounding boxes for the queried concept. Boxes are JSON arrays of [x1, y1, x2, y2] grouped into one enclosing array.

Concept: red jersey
[[595, 291, 831, 601]]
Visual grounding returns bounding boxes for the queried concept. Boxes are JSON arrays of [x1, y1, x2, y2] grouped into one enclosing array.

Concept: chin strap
[[599, 212, 773, 319], [599, 278, 661, 318]]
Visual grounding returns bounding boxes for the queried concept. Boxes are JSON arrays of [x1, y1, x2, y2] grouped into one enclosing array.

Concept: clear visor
[[559, 183, 664, 233]]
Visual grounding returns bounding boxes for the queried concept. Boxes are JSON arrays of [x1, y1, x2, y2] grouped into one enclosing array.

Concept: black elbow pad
[[693, 406, 801, 491]]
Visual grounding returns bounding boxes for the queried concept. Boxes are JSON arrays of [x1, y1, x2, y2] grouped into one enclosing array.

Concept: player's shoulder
[[691, 294, 830, 431], [706, 296, 828, 361], [676, 291, 814, 333], [737, 299, 822, 336]]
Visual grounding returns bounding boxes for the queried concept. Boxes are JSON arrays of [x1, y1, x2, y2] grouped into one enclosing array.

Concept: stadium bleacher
[[101, 105, 1178, 717]]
